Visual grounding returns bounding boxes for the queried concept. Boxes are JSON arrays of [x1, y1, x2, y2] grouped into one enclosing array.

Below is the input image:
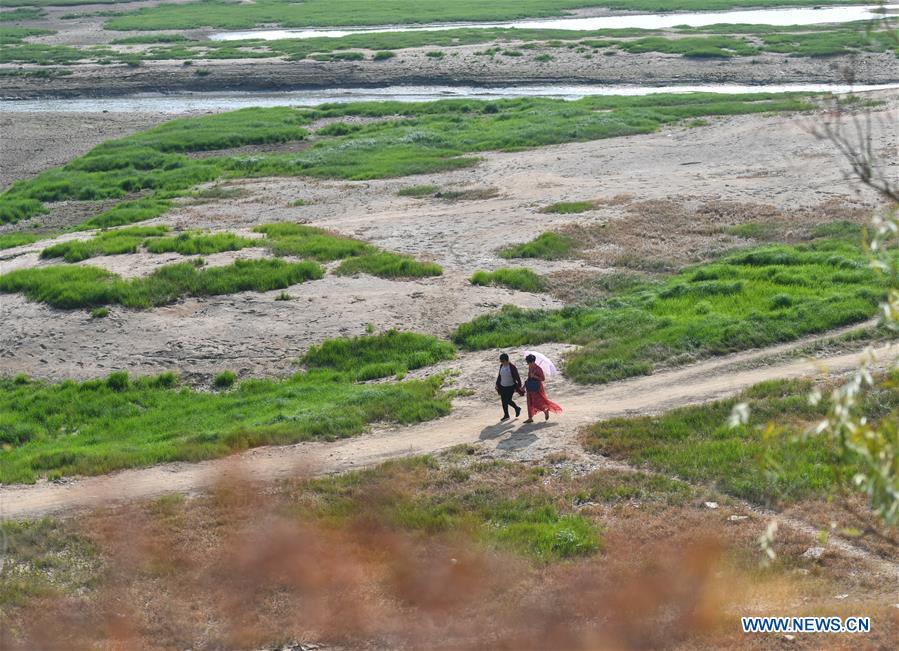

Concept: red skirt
[[526, 385, 563, 418]]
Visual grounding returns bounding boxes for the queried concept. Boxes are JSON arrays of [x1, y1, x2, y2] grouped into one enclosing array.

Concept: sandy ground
[[1, 96, 896, 381]]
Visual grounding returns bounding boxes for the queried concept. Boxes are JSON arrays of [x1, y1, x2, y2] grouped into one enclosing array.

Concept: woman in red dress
[[523, 354, 563, 423]]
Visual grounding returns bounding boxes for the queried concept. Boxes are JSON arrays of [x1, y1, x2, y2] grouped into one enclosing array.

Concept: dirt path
[[2, 340, 894, 521]]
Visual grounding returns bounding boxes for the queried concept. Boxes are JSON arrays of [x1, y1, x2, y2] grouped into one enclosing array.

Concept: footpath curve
[[2, 340, 895, 520]]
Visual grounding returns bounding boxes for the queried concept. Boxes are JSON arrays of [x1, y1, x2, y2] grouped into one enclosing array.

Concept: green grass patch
[[336, 252, 442, 279], [725, 222, 777, 240], [110, 33, 193, 45], [301, 329, 455, 381], [812, 220, 864, 240], [0, 27, 54, 44], [252, 222, 373, 261], [760, 29, 899, 57], [4, 18, 893, 67], [0, 258, 323, 310], [577, 471, 695, 505], [456, 239, 893, 383], [3, 0, 140, 5], [0, 94, 814, 229], [102, 1, 864, 31], [499, 231, 578, 260], [0, 67, 73, 79], [471, 268, 546, 293], [35, 220, 441, 279], [40, 226, 169, 262], [541, 200, 597, 214], [585, 378, 899, 505], [40, 227, 255, 261], [77, 197, 174, 231], [297, 455, 600, 561], [618, 35, 758, 58], [0, 198, 47, 225], [0, 7, 45, 23], [0, 369, 450, 484], [143, 231, 255, 255], [0, 232, 42, 250]]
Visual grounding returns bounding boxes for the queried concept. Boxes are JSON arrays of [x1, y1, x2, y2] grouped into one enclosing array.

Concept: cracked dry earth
[[1, 96, 896, 382]]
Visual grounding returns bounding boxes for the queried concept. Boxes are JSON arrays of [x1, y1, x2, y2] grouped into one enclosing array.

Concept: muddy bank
[[2, 49, 895, 99]]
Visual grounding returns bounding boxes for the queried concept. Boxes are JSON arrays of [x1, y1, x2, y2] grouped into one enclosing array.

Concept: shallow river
[[210, 5, 897, 41], [2, 83, 897, 113]]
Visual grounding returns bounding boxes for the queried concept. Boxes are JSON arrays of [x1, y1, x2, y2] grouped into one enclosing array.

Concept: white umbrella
[[523, 351, 557, 378]]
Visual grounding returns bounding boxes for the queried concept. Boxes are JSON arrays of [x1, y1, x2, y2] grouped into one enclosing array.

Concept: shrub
[[106, 371, 129, 392], [213, 370, 236, 389], [149, 372, 178, 389], [373, 50, 395, 60], [90, 307, 109, 318]]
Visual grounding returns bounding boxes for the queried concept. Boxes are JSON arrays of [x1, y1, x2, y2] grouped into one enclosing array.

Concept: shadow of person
[[497, 429, 538, 451], [517, 421, 558, 433], [479, 421, 516, 441], [496, 421, 558, 451]]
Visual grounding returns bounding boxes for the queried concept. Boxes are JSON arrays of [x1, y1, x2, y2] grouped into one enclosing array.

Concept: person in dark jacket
[[495, 353, 524, 421]]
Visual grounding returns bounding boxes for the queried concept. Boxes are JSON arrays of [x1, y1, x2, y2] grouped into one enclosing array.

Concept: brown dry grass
[[2, 454, 896, 651], [547, 196, 871, 273]]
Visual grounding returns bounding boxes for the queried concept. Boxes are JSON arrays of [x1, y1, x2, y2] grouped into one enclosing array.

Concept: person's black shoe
[[514, 406, 521, 418], [500, 415, 510, 421]]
